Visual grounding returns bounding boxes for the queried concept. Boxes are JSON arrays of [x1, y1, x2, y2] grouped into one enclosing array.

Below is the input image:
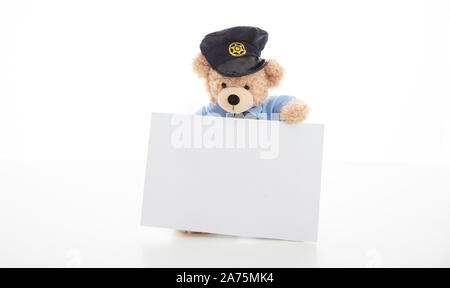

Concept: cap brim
[[215, 56, 268, 77]]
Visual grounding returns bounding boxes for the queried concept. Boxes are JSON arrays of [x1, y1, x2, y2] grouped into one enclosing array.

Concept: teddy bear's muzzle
[[217, 87, 254, 114]]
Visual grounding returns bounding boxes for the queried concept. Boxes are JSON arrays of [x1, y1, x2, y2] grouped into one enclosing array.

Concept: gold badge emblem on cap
[[228, 42, 246, 57]]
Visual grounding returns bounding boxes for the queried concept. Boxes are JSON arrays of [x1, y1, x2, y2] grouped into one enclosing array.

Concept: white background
[[0, 0, 450, 267]]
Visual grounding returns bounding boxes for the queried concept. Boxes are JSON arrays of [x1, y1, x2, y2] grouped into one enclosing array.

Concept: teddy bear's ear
[[192, 53, 211, 79], [264, 59, 284, 88]]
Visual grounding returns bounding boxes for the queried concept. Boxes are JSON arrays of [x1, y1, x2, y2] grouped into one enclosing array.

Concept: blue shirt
[[196, 95, 295, 120]]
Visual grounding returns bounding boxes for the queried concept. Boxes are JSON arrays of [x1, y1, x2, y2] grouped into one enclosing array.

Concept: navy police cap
[[200, 26, 269, 77]]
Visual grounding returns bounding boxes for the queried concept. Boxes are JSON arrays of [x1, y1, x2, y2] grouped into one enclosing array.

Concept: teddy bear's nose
[[227, 94, 240, 106]]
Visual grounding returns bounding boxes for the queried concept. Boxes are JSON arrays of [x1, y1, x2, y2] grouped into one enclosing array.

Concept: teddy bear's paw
[[176, 229, 205, 235], [280, 99, 310, 123]]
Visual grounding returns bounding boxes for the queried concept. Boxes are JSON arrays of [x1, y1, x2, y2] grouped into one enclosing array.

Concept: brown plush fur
[[193, 53, 309, 123], [177, 230, 205, 235], [280, 98, 310, 123]]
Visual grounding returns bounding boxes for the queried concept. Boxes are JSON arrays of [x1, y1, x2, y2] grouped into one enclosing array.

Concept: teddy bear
[[179, 27, 309, 235], [193, 26, 309, 123]]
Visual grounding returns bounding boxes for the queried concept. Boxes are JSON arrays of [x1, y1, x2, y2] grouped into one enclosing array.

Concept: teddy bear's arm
[[280, 98, 310, 123], [195, 103, 227, 117]]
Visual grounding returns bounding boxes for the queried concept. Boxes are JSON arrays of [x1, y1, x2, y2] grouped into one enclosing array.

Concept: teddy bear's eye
[[244, 85, 250, 90], [221, 83, 227, 88]]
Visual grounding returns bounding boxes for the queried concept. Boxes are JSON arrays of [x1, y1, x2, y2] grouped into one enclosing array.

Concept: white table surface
[[0, 160, 449, 267]]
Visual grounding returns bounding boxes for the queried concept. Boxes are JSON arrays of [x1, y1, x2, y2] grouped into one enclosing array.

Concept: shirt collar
[[217, 103, 264, 118], [244, 104, 263, 118]]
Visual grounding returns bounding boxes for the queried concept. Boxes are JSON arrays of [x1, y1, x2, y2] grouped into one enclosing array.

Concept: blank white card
[[141, 112, 324, 241]]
